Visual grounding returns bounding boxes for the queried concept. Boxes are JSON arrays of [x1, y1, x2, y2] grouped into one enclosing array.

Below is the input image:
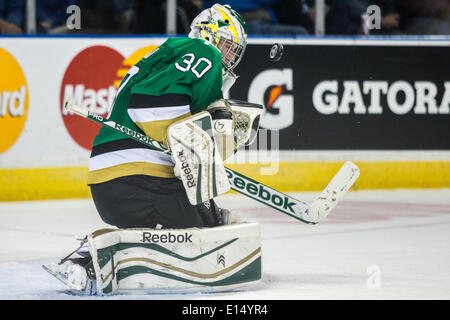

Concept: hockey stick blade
[[226, 161, 359, 224], [307, 161, 360, 222], [64, 100, 359, 224]]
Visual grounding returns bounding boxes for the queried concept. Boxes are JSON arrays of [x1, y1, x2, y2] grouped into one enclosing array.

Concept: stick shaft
[[65, 101, 317, 224]]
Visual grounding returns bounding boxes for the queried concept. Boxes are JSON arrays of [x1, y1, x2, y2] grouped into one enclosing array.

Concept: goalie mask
[[207, 99, 263, 161], [188, 3, 247, 72]]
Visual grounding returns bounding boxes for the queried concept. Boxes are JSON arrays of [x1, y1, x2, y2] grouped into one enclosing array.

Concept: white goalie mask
[[188, 3, 247, 72], [207, 99, 263, 161]]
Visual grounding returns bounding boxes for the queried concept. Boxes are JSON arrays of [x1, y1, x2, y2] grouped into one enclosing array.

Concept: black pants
[[90, 175, 221, 229]]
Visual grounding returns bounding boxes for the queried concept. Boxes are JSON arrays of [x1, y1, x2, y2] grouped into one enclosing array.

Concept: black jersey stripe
[[129, 93, 191, 109], [91, 138, 156, 158]]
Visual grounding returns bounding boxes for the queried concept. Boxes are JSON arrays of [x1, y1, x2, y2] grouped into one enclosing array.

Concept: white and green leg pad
[[88, 222, 262, 295]]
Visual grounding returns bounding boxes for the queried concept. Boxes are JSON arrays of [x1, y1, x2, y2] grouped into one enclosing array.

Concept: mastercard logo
[[0, 48, 29, 153], [60, 45, 159, 150]]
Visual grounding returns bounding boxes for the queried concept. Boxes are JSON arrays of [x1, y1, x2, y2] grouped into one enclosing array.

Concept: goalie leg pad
[[87, 222, 262, 295]]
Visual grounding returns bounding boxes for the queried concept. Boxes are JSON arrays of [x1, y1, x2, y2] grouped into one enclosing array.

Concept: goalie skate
[[42, 261, 96, 295]]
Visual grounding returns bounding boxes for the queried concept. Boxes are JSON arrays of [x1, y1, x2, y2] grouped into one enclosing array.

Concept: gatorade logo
[[60, 45, 160, 150], [248, 68, 294, 130], [0, 48, 29, 153]]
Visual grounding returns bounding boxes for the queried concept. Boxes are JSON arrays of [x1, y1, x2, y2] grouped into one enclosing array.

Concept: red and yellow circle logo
[[60, 45, 160, 151], [60, 46, 125, 150], [0, 48, 29, 153]]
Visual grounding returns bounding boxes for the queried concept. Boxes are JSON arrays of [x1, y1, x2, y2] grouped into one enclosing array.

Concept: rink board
[[1, 36, 449, 201], [1, 161, 450, 201]]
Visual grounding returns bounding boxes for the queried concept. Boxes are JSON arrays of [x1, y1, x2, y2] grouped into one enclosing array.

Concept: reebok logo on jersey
[[141, 232, 193, 243]]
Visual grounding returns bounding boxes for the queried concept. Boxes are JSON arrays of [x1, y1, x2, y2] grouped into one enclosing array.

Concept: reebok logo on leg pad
[[141, 232, 193, 243]]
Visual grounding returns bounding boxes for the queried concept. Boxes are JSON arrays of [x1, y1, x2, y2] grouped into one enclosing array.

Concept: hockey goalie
[[43, 4, 265, 295]]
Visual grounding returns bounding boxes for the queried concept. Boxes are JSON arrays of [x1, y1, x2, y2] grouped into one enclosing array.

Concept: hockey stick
[[64, 101, 359, 224]]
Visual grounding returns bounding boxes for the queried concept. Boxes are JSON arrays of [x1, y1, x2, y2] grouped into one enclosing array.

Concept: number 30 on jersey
[[175, 53, 212, 79]]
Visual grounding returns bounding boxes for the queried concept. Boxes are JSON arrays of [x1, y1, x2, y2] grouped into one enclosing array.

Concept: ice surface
[[1, 189, 450, 300]]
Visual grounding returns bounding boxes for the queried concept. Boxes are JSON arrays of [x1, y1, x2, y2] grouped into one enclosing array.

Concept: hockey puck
[[269, 43, 284, 62]]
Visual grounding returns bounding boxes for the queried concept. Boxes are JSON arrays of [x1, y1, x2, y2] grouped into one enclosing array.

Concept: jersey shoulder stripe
[[91, 138, 155, 158], [128, 105, 190, 123], [129, 93, 191, 109]]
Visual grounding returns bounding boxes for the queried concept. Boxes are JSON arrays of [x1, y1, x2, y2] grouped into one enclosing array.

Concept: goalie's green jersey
[[87, 38, 224, 185]]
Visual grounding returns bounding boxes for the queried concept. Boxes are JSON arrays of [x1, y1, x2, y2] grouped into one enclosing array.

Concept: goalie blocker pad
[[167, 111, 230, 205], [87, 222, 262, 295]]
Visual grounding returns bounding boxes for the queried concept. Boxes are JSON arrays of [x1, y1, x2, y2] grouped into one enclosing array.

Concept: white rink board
[[1, 37, 168, 169], [1, 37, 450, 170]]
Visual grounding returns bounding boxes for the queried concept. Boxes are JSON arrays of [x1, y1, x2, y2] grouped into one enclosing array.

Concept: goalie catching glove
[[207, 99, 264, 161]]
